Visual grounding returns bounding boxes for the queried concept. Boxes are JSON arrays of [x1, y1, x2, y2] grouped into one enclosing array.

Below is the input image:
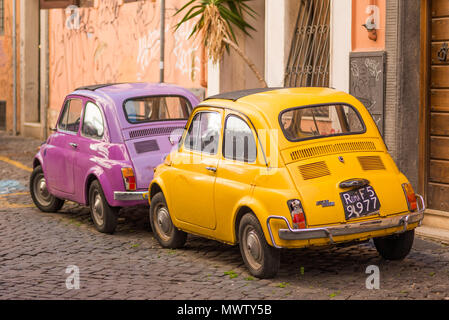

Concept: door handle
[[206, 166, 217, 173], [69, 142, 78, 149]]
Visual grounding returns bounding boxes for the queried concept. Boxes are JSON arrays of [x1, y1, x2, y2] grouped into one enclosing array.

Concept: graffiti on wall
[[49, 0, 203, 125], [349, 51, 385, 135]]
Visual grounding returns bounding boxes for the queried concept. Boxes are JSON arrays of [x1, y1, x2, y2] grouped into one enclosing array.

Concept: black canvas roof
[[205, 87, 285, 101], [75, 83, 126, 91]]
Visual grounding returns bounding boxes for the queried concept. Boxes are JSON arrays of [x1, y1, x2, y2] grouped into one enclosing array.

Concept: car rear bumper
[[267, 194, 425, 249], [113, 191, 149, 201]]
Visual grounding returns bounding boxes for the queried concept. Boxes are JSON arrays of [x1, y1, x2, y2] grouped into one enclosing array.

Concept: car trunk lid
[[281, 138, 409, 227], [122, 121, 186, 189]]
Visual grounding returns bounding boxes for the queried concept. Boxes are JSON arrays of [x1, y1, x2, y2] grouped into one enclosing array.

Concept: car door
[[214, 111, 264, 241], [73, 100, 108, 204], [169, 108, 223, 230], [44, 97, 83, 195]]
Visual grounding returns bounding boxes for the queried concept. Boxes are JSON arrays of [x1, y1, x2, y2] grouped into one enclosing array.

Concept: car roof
[[73, 82, 198, 100], [203, 87, 358, 120], [69, 82, 200, 139], [205, 87, 285, 101]]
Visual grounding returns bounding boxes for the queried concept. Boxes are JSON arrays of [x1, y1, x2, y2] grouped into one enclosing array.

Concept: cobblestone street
[[1, 132, 449, 300]]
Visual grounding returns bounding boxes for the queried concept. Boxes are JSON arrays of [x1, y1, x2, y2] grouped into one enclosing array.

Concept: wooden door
[[427, 0, 449, 211]]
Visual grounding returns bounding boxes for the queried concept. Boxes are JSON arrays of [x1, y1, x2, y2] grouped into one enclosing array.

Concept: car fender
[[231, 197, 278, 246], [148, 176, 169, 206], [83, 166, 115, 206], [33, 152, 44, 170]]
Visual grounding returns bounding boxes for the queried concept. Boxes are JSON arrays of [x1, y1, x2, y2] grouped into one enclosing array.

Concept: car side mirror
[[169, 128, 185, 148]]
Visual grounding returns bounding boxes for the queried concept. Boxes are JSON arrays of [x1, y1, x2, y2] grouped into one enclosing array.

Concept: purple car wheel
[[30, 165, 64, 212], [88, 180, 119, 234]]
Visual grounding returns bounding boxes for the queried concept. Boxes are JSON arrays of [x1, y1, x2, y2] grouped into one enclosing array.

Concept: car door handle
[[206, 166, 217, 173], [69, 142, 78, 149]]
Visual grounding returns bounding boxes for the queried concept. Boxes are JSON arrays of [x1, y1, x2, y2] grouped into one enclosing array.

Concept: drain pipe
[[12, 0, 17, 135], [159, 0, 165, 83]]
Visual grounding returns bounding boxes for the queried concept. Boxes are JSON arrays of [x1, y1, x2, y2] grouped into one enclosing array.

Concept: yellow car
[[148, 87, 425, 278]]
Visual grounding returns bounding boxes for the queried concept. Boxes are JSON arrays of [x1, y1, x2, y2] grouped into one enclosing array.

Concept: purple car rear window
[[124, 96, 192, 124]]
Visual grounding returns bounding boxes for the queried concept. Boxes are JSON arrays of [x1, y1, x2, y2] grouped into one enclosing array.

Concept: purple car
[[30, 82, 199, 233]]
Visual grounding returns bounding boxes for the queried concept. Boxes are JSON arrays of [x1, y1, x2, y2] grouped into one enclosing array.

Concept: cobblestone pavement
[[1, 132, 449, 300]]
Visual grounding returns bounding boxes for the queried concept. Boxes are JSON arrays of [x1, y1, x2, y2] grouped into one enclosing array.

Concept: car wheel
[[30, 165, 64, 212], [149, 192, 187, 248], [373, 229, 415, 260], [89, 180, 119, 234], [238, 213, 280, 279]]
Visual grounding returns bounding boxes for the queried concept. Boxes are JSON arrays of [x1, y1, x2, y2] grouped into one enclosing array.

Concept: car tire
[[238, 213, 280, 279], [149, 192, 187, 249], [30, 165, 65, 212], [373, 229, 415, 260], [88, 180, 119, 234]]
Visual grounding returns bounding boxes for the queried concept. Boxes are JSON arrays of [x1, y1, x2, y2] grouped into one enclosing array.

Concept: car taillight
[[121, 167, 136, 191], [287, 199, 306, 229], [402, 183, 417, 212]]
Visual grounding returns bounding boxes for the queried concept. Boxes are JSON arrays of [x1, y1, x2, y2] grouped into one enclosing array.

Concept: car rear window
[[280, 104, 365, 142], [124, 96, 192, 123]]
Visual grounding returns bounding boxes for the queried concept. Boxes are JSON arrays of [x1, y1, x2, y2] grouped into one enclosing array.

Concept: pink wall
[[48, 0, 205, 126], [352, 0, 386, 52]]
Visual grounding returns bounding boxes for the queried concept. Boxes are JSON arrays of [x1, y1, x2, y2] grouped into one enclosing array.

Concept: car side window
[[57, 101, 70, 131], [184, 111, 221, 155], [223, 115, 257, 163], [58, 99, 83, 133], [82, 102, 104, 139]]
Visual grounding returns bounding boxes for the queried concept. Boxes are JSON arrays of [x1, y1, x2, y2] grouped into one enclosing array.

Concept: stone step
[[416, 225, 449, 244]]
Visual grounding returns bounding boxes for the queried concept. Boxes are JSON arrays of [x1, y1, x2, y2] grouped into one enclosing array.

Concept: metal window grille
[[0, 0, 4, 35], [284, 0, 330, 88]]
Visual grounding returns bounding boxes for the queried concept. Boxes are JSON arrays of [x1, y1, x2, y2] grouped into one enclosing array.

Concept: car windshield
[[124, 96, 192, 123], [280, 104, 365, 141]]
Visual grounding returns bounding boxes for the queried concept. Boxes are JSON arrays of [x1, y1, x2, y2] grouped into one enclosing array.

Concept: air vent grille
[[290, 141, 376, 161], [298, 161, 331, 180], [358, 156, 386, 171], [134, 140, 160, 154], [129, 126, 184, 139]]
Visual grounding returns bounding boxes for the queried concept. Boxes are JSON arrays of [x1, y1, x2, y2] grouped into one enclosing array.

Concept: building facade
[[0, 0, 206, 138], [210, 0, 449, 236], [1, 0, 448, 238]]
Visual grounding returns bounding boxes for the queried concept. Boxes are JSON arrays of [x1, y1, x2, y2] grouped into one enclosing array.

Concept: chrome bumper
[[267, 194, 425, 249], [113, 191, 149, 201]]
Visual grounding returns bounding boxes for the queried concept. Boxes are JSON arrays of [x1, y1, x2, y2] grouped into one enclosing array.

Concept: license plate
[[340, 185, 381, 220]]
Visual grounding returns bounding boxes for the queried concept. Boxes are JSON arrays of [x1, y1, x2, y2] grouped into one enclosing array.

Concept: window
[[184, 112, 221, 155], [82, 102, 104, 139], [124, 96, 192, 124], [280, 104, 365, 142], [58, 99, 83, 133], [0, 101, 6, 130], [223, 115, 257, 163]]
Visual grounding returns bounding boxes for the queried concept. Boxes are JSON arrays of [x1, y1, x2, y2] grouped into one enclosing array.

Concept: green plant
[[224, 270, 239, 279], [175, 0, 267, 87], [278, 282, 289, 288]]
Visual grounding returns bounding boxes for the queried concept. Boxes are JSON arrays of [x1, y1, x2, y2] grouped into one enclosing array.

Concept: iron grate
[[284, 0, 330, 88]]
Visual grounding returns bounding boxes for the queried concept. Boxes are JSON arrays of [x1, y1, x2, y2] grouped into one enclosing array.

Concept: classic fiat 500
[[31, 82, 198, 233], [148, 87, 425, 278]]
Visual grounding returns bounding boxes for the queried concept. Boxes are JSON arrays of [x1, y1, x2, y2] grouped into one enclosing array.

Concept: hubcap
[[34, 174, 52, 206], [243, 226, 263, 270], [155, 205, 172, 241], [92, 192, 104, 226]]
